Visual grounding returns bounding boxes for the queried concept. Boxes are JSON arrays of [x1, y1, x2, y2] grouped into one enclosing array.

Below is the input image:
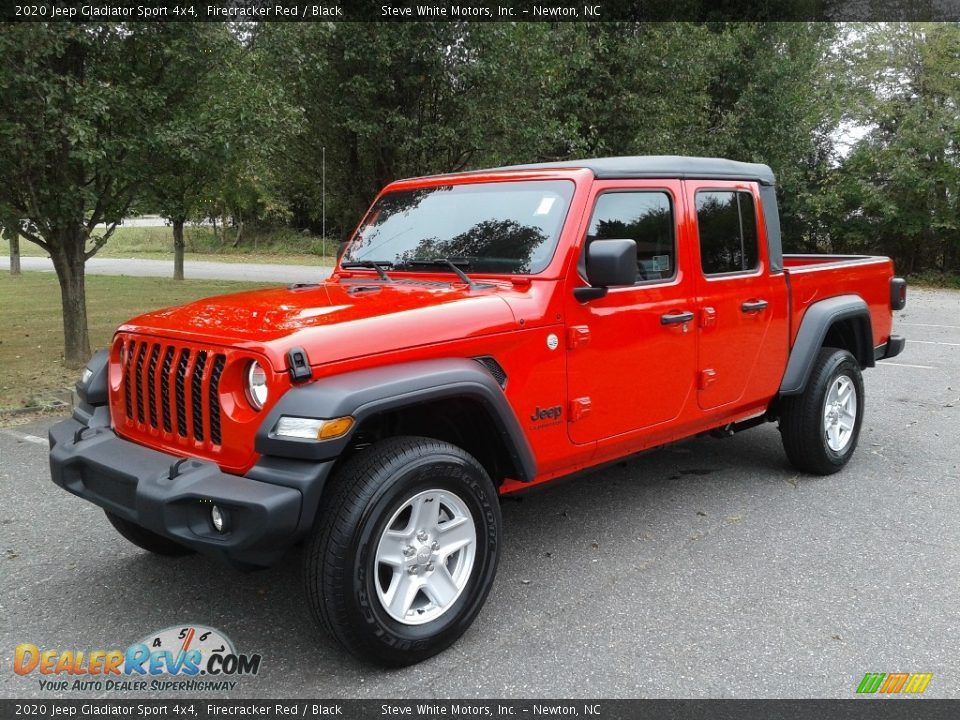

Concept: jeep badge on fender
[[50, 156, 905, 667], [531, 406, 562, 422]]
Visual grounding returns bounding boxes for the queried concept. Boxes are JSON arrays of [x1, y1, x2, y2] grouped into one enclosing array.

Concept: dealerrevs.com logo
[[14, 625, 261, 693], [856, 672, 933, 695]]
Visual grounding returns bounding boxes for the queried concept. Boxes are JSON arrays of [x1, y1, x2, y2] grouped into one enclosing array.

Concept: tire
[[303, 436, 501, 667], [780, 347, 865, 475], [104, 510, 194, 557]]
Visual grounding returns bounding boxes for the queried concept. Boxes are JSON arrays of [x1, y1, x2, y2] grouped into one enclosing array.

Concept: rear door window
[[695, 191, 759, 275]]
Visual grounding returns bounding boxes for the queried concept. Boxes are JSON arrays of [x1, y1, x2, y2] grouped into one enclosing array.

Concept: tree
[[830, 23, 960, 274], [144, 24, 238, 280], [0, 24, 231, 366], [258, 23, 492, 238], [697, 23, 841, 251], [148, 106, 221, 280], [3, 220, 19, 275], [259, 22, 842, 246], [468, 23, 723, 163]]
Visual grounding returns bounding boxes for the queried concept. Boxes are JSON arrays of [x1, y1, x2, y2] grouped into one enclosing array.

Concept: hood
[[118, 279, 519, 366]]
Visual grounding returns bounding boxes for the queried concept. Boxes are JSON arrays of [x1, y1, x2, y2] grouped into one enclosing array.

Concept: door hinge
[[699, 369, 717, 389], [700, 307, 717, 329], [568, 397, 592, 422], [567, 325, 590, 350]]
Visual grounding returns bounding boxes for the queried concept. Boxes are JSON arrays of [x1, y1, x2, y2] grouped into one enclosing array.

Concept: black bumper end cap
[[876, 334, 906, 360]]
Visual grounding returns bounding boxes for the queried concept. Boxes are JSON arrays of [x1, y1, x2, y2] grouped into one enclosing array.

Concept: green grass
[[906, 271, 960, 289], [1, 224, 338, 266], [0, 271, 271, 409]]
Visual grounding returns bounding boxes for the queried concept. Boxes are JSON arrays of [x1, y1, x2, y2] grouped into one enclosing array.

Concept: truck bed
[[783, 254, 895, 351]]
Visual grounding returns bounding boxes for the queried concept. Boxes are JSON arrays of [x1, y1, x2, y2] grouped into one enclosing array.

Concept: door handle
[[741, 299, 769, 313], [661, 310, 694, 325]]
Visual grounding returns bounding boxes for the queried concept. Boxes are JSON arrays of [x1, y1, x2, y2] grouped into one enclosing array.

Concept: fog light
[[211, 505, 227, 533]]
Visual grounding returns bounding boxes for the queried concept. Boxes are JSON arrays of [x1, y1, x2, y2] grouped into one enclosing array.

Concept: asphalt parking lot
[[1, 287, 958, 700]]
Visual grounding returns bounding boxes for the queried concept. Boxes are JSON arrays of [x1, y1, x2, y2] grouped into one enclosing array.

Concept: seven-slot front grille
[[120, 339, 226, 446]]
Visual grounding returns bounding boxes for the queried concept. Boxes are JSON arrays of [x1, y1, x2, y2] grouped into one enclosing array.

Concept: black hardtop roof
[[478, 155, 776, 186]]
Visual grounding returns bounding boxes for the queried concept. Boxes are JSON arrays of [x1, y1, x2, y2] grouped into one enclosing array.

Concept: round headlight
[[245, 361, 269, 410]]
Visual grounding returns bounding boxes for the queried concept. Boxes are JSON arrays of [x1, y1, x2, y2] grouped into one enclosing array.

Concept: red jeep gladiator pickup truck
[[50, 156, 906, 666]]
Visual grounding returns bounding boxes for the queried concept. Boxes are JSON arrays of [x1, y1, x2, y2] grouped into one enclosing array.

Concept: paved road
[[1, 288, 958, 699], [0, 256, 331, 284], [96, 216, 213, 228]]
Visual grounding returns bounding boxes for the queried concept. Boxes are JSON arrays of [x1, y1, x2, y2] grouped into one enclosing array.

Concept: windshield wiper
[[404, 258, 480, 288], [340, 260, 394, 282]]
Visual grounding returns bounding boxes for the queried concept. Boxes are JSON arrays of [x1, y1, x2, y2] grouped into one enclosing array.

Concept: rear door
[[565, 180, 698, 444], [685, 181, 779, 410]]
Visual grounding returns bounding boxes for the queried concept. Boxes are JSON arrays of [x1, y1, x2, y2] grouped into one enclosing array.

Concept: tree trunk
[[9, 234, 20, 275], [49, 229, 91, 369], [231, 211, 243, 248], [172, 217, 186, 281], [5, 225, 20, 275]]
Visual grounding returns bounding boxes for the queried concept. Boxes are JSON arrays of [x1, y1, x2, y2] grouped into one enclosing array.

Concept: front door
[[565, 180, 698, 445]]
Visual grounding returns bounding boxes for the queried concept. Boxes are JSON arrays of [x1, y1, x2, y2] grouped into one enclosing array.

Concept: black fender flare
[[254, 358, 536, 481], [76, 349, 109, 406], [779, 294, 873, 396]]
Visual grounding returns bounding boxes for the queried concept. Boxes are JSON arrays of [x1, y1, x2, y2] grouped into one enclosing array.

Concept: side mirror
[[575, 239, 637, 302]]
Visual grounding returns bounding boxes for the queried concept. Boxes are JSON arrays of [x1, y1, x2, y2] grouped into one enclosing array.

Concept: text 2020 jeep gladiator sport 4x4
[[50, 156, 906, 665]]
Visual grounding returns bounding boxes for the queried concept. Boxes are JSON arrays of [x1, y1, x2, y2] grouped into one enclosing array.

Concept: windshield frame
[[339, 176, 579, 278]]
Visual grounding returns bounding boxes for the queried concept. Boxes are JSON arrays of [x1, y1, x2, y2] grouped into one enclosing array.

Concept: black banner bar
[[3, 0, 960, 22], [2, 700, 960, 720]]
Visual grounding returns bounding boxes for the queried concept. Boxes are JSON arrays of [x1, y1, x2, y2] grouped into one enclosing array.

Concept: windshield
[[343, 180, 575, 275]]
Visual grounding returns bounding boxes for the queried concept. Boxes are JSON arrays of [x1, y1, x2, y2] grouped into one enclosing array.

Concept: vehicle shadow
[[23, 425, 812, 696]]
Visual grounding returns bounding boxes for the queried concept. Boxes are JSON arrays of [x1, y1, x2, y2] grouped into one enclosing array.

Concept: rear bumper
[[49, 417, 333, 567], [875, 334, 906, 361]]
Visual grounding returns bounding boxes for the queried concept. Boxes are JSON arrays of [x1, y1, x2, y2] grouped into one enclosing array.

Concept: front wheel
[[303, 436, 501, 666], [780, 347, 865, 475]]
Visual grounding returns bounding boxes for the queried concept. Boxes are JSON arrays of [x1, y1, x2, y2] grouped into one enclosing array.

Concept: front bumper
[[49, 416, 333, 567]]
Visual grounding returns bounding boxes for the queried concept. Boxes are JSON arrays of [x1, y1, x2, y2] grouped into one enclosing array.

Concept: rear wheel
[[780, 347, 864, 475], [303, 436, 501, 666], [104, 510, 194, 556]]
